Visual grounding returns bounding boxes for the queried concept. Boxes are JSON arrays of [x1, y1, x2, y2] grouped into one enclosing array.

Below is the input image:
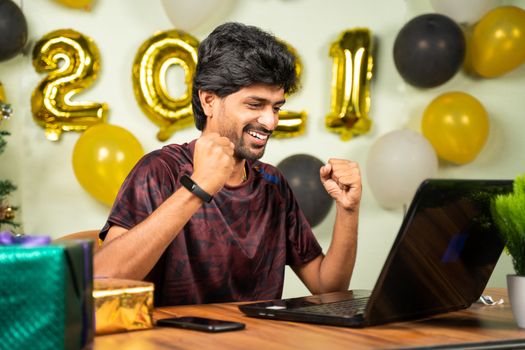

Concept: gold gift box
[[93, 278, 154, 335]]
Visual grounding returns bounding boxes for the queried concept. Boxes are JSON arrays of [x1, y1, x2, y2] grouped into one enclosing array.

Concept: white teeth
[[248, 130, 267, 140]]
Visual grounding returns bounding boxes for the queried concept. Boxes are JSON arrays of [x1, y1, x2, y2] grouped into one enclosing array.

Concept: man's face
[[205, 84, 285, 161]]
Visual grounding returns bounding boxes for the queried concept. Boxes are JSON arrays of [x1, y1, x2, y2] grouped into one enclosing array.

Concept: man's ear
[[198, 90, 217, 117]]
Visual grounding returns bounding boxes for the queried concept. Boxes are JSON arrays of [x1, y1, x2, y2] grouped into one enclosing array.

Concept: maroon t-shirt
[[100, 140, 322, 306]]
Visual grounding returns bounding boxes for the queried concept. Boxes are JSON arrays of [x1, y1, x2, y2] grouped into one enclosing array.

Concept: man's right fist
[[191, 133, 235, 195]]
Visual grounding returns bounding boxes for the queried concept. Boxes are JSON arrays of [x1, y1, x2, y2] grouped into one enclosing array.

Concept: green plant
[[491, 174, 525, 276]]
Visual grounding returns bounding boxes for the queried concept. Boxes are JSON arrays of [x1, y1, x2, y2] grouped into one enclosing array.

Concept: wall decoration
[[470, 6, 525, 78], [132, 30, 199, 141], [422, 91, 489, 165], [393, 14, 465, 88], [72, 124, 144, 207], [277, 154, 333, 227], [31, 29, 108, 141], [0, 0, 28, 62], [325, 28, 373, 141], [366, 129, 438, 209]]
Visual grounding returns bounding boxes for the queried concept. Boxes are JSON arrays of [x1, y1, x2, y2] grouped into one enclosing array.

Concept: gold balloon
[[72, 124, 144, 207], [274, 40, 306, 138], [31, 29, 108, 141], [54, 0, 94, 11], [422, 92, 489, 165], [132, 30, 199, 142], [325, 28, 373, 141], [0, 81, 4, 101], [470, 6, 525, 78]]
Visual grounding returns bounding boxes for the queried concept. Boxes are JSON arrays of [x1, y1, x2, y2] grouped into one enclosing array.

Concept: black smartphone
[[156, 316, 246, 332]]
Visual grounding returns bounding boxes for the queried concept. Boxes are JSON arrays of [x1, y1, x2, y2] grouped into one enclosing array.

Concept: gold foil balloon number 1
[[132, 30, 199, 142], [31, 29, 108, 141], [325, 29, 373, 141]]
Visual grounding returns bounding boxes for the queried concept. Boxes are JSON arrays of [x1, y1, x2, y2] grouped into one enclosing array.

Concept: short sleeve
[[99, 151, 177, 240]]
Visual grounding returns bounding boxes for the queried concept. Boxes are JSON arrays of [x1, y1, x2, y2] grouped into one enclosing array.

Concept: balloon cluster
[[394, 5, 525, 85], [368, 4, 525, 210]]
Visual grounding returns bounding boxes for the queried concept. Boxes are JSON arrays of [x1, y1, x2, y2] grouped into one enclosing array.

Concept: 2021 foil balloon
[[72, 124, 144, 207], [132, 30, 199, 141], [325, 28, 373, 141], [31, 29, 108, 141], [470, 6, 525, 78], [422, 92, 489, 165]]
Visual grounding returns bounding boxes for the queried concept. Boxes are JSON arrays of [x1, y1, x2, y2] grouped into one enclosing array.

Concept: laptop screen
[[365, 179, 513, 326]]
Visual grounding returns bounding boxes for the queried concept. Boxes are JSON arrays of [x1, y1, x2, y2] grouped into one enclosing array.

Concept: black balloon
[[393, 14, 465, 88], [0, 0, 28, 62], [277, 154, 333, 227]]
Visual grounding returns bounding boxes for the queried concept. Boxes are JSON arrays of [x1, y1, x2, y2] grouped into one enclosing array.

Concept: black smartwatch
[[180, 175, 213, 203]]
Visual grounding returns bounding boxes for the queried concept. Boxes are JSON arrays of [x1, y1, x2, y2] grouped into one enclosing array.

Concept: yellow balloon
[[325, 28, 373, 141], [132, 30, 199, 142], [72, 124, 144, 207], [470, 6, 525, 78], [54, 0, 94, 11], [422, 92, 489, 165], [274, 40, 306, 138], [31, 29, 108, 141]]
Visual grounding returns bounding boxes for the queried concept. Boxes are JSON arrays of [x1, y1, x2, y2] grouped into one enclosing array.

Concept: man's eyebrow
[[245, 96, 286, 105]]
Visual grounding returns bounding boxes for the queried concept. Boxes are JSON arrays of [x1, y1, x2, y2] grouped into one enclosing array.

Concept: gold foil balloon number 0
[[31, 29, 108, 141], [132, 30, 199, 142], [132, 31, 306, 141], [325, 28, 373, 141]]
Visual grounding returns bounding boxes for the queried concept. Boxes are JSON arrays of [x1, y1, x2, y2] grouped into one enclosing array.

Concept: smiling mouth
[[247, 129, 269, 141]]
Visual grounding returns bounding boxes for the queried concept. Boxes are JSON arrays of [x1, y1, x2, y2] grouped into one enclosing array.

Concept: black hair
[[192, 22, 298, 130]]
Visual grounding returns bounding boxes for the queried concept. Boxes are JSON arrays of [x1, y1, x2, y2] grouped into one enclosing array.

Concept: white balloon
[[366, 129, 438, 210], [430, 0, 501, 25], [161, 0, 236, 32]]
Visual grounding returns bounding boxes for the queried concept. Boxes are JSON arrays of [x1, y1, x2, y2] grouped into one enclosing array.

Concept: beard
[[220, 123, 270, 161]]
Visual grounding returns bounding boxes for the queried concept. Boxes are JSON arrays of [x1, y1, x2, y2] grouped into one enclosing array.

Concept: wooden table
[[94, 288, 525, 349]]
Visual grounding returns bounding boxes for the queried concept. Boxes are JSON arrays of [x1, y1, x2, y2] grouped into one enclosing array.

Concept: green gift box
[[0, 233, 94, 350]]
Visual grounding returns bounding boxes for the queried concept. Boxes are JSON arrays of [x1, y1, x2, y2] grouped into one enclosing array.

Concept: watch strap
[[180, 175, 213, 203]]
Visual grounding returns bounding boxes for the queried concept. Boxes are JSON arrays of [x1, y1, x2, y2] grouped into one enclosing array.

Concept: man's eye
[[273, 106, 282, 113], [248, 103, 261, 109]]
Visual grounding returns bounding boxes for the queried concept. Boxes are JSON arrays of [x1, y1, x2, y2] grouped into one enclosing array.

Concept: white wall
[[0, 0, 523, 298]]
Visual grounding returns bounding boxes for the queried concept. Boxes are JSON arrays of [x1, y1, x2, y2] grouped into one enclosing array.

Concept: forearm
[[318, 205, 359, 292], [93, 187, 204, 280]]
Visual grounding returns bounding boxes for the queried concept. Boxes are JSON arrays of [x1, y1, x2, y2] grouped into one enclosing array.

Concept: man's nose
[[258, 107, 278, 131]]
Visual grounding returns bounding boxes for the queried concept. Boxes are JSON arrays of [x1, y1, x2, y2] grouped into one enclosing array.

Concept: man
[[94, 22, 362, 306]]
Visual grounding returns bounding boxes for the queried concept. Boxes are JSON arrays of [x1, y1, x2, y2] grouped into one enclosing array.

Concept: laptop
[[239, 179, 513, 327]]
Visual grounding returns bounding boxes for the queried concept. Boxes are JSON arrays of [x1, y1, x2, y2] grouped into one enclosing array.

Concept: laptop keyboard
[[293, 297, 369, 316]]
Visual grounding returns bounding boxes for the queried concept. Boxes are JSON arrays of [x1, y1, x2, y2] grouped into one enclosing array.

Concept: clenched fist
[[320, 158, 362, 212], [192, 133, 235, 195]]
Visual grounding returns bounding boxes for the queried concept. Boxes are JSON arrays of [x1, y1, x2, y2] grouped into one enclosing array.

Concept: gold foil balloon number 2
[[31, 29, 108, 141]]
